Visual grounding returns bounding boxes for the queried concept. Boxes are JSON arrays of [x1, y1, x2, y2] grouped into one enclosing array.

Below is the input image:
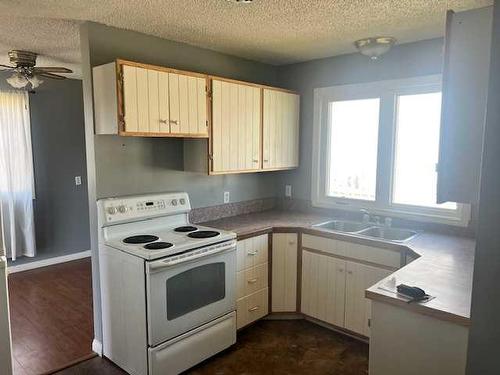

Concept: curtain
[[0, 90, 35, 260]]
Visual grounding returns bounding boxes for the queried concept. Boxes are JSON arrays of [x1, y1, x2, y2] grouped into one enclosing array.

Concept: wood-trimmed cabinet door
[[121, 64, 207, 136], [271, 233, 298, 312], [301, 250, 346, 328], [211, 79, 261, 173], [344, 261, 391, 337], [262, 89, 299, 170]]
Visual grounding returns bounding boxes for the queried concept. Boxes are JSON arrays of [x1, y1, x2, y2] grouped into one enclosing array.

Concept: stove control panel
[[99, 192, 191, 224]]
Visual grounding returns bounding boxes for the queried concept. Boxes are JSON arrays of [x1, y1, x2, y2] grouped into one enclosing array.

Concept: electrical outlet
[[224, 191, 230, 203], [285, 185, 292, 198], [75, 176, 82, 186]]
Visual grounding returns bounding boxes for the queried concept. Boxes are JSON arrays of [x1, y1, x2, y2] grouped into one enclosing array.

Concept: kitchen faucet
[[360, 209, 391, 227]]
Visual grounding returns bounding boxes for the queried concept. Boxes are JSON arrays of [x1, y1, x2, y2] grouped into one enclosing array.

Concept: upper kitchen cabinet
[[93, 60, 208, 137], [185, 79, 300, 175], [437, 7, 493, 204], [263, 89, 300, 170], [211, 79, 261, 174]]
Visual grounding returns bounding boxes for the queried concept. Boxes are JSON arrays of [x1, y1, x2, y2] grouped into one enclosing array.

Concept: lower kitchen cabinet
[[236, 234, 269, 329], [301, 250, 346, 327], [301, 248, 391, 337], [344, 261, 391, 337], [271, 233, 298, 312]]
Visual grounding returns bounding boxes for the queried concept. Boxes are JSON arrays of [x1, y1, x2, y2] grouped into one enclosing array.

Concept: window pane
[[327, 98, 380, 200], [392, 92, 456, 209]]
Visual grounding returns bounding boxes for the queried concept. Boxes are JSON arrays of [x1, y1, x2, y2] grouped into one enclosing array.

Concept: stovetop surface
[[104, 224, 236, 260]]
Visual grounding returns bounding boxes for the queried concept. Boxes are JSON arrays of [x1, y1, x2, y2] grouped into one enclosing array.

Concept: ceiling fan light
[[6, 72, 29, 89], [28, 75, 43, 89], [354, 37, 396, 60]]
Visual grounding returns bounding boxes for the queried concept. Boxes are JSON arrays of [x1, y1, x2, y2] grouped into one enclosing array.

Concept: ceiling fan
[[0, 50, 73, 90]]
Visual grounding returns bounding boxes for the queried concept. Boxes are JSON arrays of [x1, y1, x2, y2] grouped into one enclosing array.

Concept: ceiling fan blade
[[33, 67, 73, 74], [38, 72, 67, 80]]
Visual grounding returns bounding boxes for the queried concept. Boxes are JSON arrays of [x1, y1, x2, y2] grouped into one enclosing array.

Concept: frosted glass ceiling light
[[6, 72, 29, 89], [354, 37, 396, 60], [28, 75, 43, 89]]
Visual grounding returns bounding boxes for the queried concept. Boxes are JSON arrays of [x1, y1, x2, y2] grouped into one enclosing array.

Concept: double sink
[[314, 220, 418, 242]]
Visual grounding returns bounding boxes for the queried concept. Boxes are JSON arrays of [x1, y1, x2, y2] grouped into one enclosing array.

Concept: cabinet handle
[[347, 270, 353, 275], [263, 159, 269, 162], [288, 241, 295, 245], [159, 119, 168, 124], [247, 251, 258, 256], [169, 119, 179, 124], [248, 306, 260, 312], [253, 159, 259, 163], [247, 278, 258, 284], [338, 268, 344, 273]]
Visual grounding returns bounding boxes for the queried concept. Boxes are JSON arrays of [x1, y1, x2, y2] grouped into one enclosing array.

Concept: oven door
[[146, 241, 236, 346]]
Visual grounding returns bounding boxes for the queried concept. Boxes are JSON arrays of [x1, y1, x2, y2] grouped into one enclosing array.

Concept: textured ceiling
[[0, 0, 493, 78]]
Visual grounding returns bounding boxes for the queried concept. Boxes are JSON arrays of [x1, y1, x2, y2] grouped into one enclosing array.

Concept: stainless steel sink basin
[[358, 227, 418, 242], [314, 220, 373, 233]]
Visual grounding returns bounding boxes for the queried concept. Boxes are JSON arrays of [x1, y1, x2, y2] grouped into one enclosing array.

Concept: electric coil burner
[[144, 242, 174, 250], [174, 226, 198, 232], [123, 235, 159, 244], [188, 230, 220, 239]]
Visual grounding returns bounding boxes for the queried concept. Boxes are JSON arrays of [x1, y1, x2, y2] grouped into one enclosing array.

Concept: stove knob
[[107, 206, 117, 215], [180, 198, 186, 205], [118, 205, 127, 213], [171, 199, 178, 206]]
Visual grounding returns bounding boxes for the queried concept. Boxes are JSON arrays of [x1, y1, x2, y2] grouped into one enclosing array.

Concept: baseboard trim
[[7, 250, 91, 274], [92, 338, 103, 356]]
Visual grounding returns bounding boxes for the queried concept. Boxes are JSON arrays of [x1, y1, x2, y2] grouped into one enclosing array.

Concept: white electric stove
[[98, 192, 237, 375]]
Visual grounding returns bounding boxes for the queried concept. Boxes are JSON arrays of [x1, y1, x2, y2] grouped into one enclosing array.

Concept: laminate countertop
[[203, 209, 475, 326]]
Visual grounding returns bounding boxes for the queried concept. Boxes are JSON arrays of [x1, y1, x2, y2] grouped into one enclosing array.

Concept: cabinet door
[[271, 233, 297, 312], [301, 250, 346, 327], [263, 89, 300, 169], [344, 261, 391, 337], [211, 79, 261, 173], [168, 73, 207, 136], [437, 7, 493, 203], [122, 66, 170, 134]]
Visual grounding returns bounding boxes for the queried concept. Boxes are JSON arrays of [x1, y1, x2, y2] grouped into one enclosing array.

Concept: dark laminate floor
[[8, 258, 94, 375], [57, 319, 369, 375]]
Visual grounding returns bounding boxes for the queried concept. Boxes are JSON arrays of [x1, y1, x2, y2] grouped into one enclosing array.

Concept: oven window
[[166, 262, 226, 320]]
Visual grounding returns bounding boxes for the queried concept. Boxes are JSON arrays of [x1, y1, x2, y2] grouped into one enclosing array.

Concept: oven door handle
[[147, 241, 236, 273]]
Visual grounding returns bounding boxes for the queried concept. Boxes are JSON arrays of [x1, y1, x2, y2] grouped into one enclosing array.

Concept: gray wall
[[466, 1, 500, 373], [276, 38, 444, 202], [1, 74, 90, 263], [87, 22, 282, 207]]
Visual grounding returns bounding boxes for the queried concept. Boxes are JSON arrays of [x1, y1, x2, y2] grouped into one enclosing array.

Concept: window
[[327, 99, 380, 201], [312, 76, 469, 226], [392, 92, 455, 210]]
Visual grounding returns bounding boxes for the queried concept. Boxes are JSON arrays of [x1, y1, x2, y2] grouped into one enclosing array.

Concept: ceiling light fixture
[[1, 50, 72, 90], [354, 36, 396, 60]]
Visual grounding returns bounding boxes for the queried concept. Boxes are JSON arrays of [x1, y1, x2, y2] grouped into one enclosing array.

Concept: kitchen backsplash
[[190, 197, 277, 224]]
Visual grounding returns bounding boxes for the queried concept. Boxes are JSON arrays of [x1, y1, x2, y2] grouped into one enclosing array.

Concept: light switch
[[75, 176, 82, 186], [285, 185, 292, 198], [224, 191, 230, 203]]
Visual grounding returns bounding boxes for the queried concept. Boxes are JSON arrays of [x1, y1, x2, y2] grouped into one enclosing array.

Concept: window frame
[[312, 75, 470, 227]]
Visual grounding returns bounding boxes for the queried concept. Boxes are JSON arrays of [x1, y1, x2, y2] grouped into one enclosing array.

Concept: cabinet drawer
[[236, 288, 268, 329], [237, 263, 269, 299], [236, 234, 268, 271]]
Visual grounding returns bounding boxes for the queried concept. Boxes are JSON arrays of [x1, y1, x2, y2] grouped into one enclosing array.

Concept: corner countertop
[[203, 209, 475, 326]]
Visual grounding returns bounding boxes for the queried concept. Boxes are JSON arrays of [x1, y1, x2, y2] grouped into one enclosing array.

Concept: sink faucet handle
[[384, 217, 392, 227], [360, 208, 370, 223]]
